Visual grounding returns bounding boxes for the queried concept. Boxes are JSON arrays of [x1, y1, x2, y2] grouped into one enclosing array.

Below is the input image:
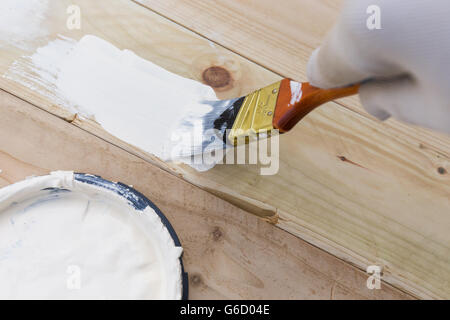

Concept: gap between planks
[[1, 0, 445, 299], [128, 0, 373, 118], [0, 86, 417, 299], [134, 0, 450, 160], [129, 0, 366, 119], [0, 87, 414, 299]]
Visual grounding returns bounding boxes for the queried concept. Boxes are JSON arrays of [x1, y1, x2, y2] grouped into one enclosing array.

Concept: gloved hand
[[307, 0, 450, 135]]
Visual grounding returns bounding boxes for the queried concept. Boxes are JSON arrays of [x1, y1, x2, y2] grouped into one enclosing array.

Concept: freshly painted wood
[[0, 89, 412, 300], [0, 0, 275, 122], [0, 0, 449, 299]]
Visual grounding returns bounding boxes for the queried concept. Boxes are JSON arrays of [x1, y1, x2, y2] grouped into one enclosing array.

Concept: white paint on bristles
[[0, 0, 49, 50], [0, 171, 183, 299], [5, 35, 220, 170], [289, 80, 303, 106]]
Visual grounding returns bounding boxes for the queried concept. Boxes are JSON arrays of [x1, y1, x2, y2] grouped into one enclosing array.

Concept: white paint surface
[[0, 172, 183, 299], [289, 81, 303, 106], [0, 0, 49, 50], [5, 35, 219, 169]]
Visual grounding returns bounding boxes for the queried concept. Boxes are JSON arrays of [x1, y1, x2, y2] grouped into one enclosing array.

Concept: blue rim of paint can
[[73, 173, 189, 300]]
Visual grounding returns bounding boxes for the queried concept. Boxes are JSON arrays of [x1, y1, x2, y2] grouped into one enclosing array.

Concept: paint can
[[0, 171, 188, 300]]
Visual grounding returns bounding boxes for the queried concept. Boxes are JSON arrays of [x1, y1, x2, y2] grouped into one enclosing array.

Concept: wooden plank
[[0, 89, 412, 300], [130, 0, 450, 299], [135, 0, 340, 77], [0, 0, 276, 121], [0, 0, 448, 298], [135, 0, 450, 158]]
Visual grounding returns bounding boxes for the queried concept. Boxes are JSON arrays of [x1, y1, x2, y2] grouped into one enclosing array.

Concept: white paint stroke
[[4, 35, 220, 171]]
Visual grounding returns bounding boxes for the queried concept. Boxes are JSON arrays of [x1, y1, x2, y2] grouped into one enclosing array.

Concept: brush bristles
[[163, 97, 243, 160]]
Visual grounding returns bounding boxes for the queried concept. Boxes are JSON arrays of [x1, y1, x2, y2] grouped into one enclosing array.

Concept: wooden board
[[135, 0, 450, 159], [135, 0, 340, 78], [0, 88, 412, 300], [0, 0, 448, 298], [135, 0, 450, 299]]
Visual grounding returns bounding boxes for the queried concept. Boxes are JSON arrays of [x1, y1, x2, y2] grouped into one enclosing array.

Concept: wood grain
[[135, 0, 450, 161], [130, 0, 450, 299], [135, 0, 340, 77], [0, 88, 412, 300], [0, 0, 448, 298]]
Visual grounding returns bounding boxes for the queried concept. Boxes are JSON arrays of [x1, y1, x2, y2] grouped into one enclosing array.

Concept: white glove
[[307, 0, 450, 135]]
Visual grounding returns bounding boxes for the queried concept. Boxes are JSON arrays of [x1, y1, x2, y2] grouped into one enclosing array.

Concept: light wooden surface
[[135, 0, 341, 78], [135, 0, 450, 157], [0, 0, 448, 299], [0, 89, 412, 300], [134, 0, 450, 299]]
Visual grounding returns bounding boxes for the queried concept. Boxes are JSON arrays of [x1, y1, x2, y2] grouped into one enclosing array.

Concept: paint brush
[[169, 79, 359, 158]]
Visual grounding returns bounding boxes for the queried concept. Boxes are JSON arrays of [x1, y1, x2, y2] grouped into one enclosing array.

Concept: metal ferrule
[[228, 81, 281, 145]]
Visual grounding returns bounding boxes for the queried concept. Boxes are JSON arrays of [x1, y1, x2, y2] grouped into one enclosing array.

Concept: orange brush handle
[[273, 79, 360, 132]]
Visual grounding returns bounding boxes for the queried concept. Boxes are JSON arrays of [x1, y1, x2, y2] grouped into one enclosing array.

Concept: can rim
[[74, 172, 189, 300]]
